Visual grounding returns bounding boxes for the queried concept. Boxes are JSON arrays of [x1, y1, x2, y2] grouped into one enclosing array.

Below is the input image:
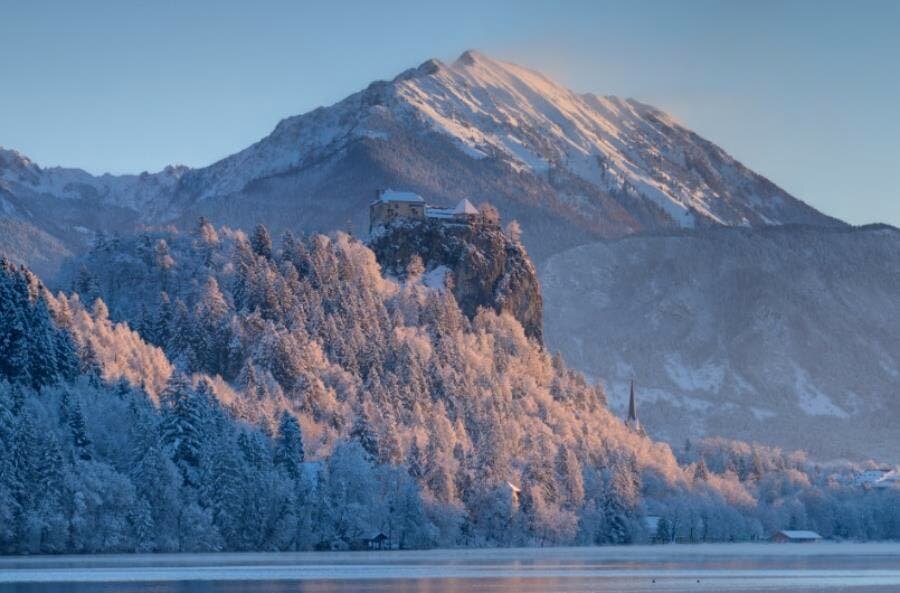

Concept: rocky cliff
[[369, 219, 543, 343]]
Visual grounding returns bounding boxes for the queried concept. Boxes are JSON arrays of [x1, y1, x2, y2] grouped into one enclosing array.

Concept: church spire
[[627, 379, 643, 434]]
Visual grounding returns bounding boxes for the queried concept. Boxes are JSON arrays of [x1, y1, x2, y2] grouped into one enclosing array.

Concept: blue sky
[[1, 0, 898, 226]]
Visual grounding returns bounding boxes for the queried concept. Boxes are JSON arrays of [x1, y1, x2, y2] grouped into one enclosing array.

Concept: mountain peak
[[0, 147, 36, 171], [394, 58, 445, 82], [455, 49, 486, 67], [0, 52, 843, 280]]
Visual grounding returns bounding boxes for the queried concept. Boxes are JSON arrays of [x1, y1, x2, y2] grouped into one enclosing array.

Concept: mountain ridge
[[1, 50, 843, 277], [542, 223, 900, 462]]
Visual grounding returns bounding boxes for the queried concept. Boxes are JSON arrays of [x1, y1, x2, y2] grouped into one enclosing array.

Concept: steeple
[[626, 379, 643, 434]]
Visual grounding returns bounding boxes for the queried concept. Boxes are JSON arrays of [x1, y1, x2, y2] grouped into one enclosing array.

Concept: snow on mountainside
[[391, 50, 821, 229], [1, 50, 842, 276], [542, 224, 900, 463], [177, 50, 839, 238], [0, 147, 186, 276], [0, 147, 186, 216]]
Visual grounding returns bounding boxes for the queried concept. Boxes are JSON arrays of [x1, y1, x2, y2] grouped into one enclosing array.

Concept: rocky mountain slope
[[1, 50, 841, 276], [542, 224, 900, 463]]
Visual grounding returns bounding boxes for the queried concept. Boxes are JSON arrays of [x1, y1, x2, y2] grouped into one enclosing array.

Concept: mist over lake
[[3, 544, 900, 593]]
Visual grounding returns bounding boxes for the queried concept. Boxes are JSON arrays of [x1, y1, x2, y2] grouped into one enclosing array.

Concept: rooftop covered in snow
[[453, 198, 479, 215], [771, 530, 823, 542], [376, 189, 424, 204]]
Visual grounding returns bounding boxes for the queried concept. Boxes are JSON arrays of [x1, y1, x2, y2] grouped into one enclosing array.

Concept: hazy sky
[[2, 0, 898, 225]]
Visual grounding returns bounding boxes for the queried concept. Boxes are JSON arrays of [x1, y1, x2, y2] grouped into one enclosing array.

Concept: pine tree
[[159, 374, 210, 485], [280, 230, 298, 261], [407, 436, 424, 480], [694, 457, 709, 482], [129, 497, 156, 552], [169, 299, 197, 369], [231, 238, 257, 313], [425, 436, 455, 503], [0, 268, 33, 385], [77, 339, 102, 380], [153, 292, 174, 348], [274, 411, 305, 479], [131, 443, 181, 551], [72, 265, 99, 304], [68, 402, 93, 461], [350, 410, 379, 461], [655, 516, 672, 543], [37, 433, 65, 499], [200, 435, 244, 549], [555, 444, 585, 509], [0, 387, 23, 552], [194, 217, 219, 266], [251, 224, 273, 260], [154, 239, 175, 271], [194, 277, 231, 375], [0, 262, 77, 388]]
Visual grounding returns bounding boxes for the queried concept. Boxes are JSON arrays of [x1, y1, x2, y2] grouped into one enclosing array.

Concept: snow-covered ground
[[2, 544, 899, 592]]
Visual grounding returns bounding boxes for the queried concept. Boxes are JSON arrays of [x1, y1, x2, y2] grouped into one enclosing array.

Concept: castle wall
[[370, 200, 425, 229]]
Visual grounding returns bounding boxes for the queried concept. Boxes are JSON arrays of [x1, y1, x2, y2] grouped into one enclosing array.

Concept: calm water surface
[[1, 543, 899, 592]]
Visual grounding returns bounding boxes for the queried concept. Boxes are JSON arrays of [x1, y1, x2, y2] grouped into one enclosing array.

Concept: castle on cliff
[[369, 189, 499, 234]]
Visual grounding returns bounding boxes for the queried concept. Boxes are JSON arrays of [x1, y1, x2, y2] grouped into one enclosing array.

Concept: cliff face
[[369, 220, 543, 343]]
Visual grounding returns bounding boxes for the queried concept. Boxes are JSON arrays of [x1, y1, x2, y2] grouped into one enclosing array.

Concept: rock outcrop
[[369, 220, 543, 343]]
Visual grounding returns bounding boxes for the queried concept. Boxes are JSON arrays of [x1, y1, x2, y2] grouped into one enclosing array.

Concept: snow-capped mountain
[[1, 50, 841, 276], [179, 50, 838, 232], [0, 147, 187, 276], [0, 147, 187, 216], [542, 224, 900, 463]]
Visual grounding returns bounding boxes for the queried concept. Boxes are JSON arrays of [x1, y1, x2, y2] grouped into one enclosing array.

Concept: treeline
[[0, 375, 431, 553]]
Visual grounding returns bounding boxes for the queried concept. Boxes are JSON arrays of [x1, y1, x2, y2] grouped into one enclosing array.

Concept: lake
[[1, 543, 899, 592]]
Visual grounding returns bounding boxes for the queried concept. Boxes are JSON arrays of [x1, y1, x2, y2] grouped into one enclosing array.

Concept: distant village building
[[854, 468, 900, 489], [625, 379, 645, 435], [369, 189, 498, 233], [770, 530, 823, 543], [873, 470, 900, 489], [364, 532, 389, 550]]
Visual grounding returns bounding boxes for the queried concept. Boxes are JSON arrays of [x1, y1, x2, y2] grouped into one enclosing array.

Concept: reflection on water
[[2, 544, 900, 593]]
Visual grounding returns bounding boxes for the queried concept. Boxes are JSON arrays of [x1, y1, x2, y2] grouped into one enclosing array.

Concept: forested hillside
[[1, 222, 898, 554]]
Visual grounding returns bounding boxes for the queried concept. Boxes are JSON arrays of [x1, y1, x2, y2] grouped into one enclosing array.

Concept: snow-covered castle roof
[[453, 198, 479, 215], [377, 189, 424, 203], [370, 191, 491, 233], [426, 199, 480, 220]]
